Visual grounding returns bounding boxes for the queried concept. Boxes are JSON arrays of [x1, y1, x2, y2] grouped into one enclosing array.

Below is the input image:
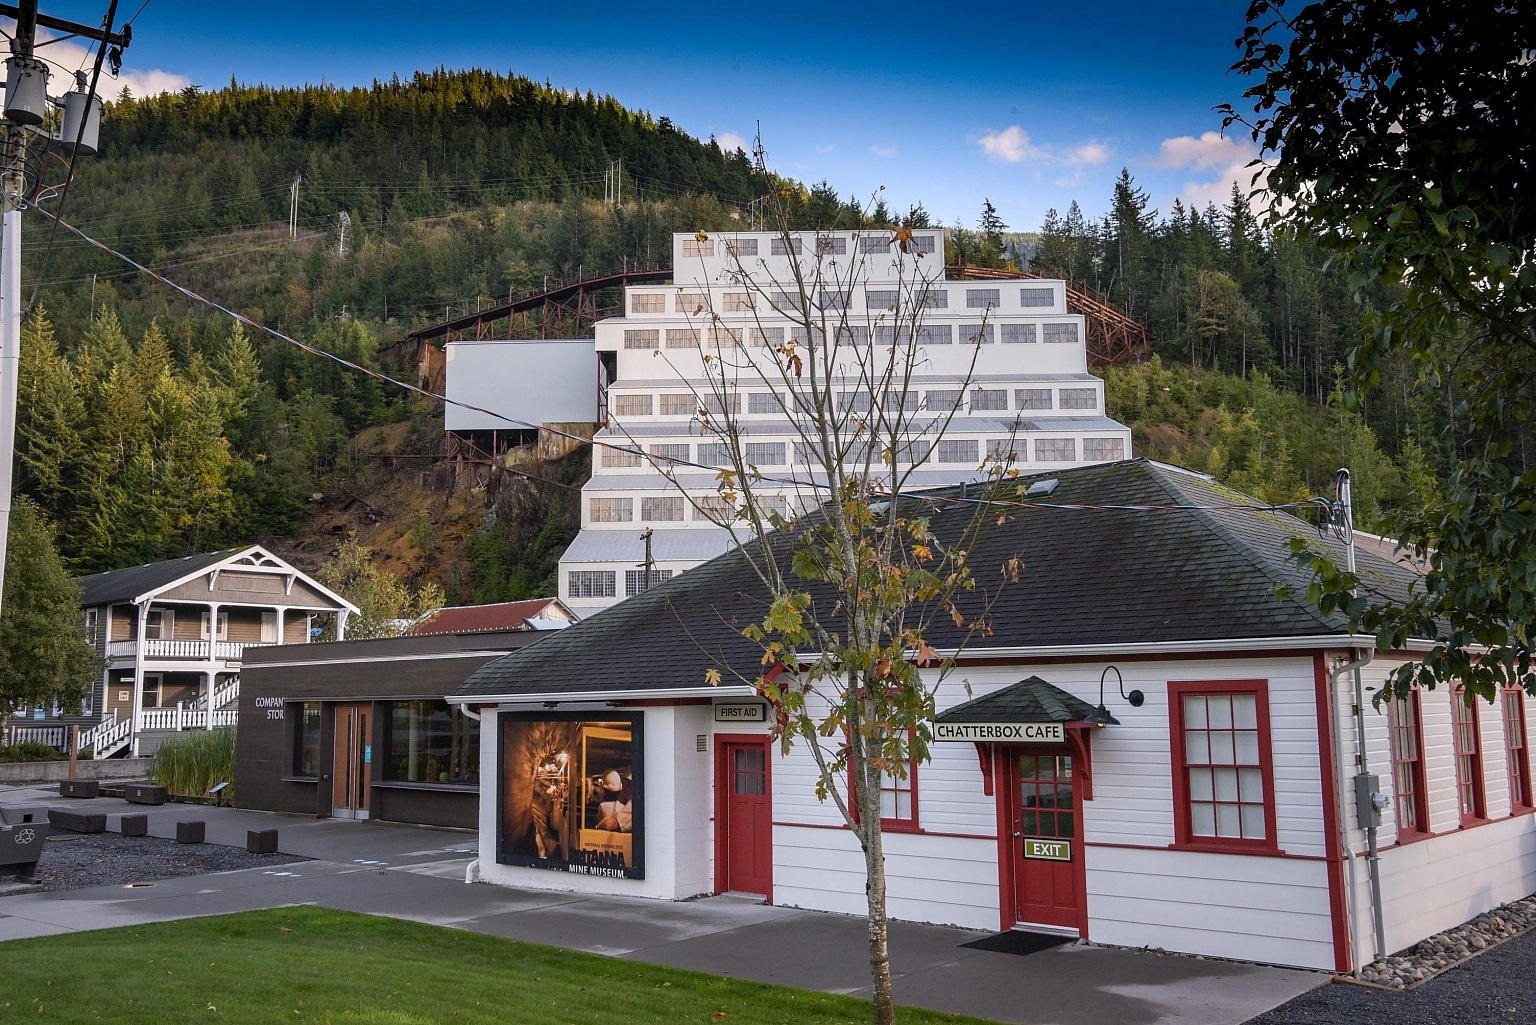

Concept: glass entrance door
[[332, 703, 372, 819]]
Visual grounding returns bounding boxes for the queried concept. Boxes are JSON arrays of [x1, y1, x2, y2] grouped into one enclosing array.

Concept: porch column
[[273, 606, 285, 644], [336, 609, 349, 641], [204, 673, 215, 731], [130, 602, 147, 756]]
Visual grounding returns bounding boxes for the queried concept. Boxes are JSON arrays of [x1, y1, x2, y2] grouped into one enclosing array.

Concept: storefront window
[[385, 700, 478, 785], [294, 702, 322, 776]]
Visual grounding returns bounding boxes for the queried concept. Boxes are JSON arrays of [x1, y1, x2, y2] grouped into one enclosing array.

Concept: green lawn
[[0, 907, 998, 1024]]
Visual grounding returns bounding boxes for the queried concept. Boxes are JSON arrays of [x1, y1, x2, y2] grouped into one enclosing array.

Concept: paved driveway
[[0, 786, 1325, 1025]]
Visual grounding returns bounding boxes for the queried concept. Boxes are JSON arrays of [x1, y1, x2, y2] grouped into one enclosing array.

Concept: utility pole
[[0, 0, 128, 618], [337, 211, 350, 257], [638, 528, 655, 593], [289, 174, 300, 238]]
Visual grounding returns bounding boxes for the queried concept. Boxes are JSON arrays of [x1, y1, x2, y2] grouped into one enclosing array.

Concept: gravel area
[[1247, 923, 1536, 1025], [1357, 896, 1536, 988], [0, 831, 308, 893]]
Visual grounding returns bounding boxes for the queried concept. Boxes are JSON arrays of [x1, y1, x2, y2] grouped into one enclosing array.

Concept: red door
[[1008, 751, 1080, 931], [717, 739, 772, 897]]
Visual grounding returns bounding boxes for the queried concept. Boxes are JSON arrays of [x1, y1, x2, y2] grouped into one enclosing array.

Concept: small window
[[294, 702, 322, 776], [1453, 686, 1487, 822], [1019, 287, 1054, 307], [625, 568, 673, 596], [937, 439, 978, 463], [873, 326, 912, 346], [1001, 323, 1037, 343], [681, 239, 715, 258], [925, 389, 962, 412], [701, 394, 741, 415], [641, 497, 684, 521], [1016, 388, 1052, 410], [917, 324, 952, 345], [659, 394, 694, 416], [82, 608, 98, 643], [960, 323, 994, 344], [819, 290, 850, 311], [601, 446, 643, 468], [865, 289, 899, 309], [858, 235, 891, 254], [1505, 688, 1532, 811], [971, 388, 1008, 411], [752, 495, 787, 518], [965, 288, 1000, 309], [724, 238, 758, 257], [770, 291, 801, 313], [623, 328, 659, 349], [770, 237, 803, 256], [1389, 691, 1429, 835], [1083, 437, 1125, 461], [630, 294, 665, 314], [260, 611, 279, 644], [675, 292, 708, 313], [567, 570, 616, 599], [744, 442, 786, 466], [816, 235, 847, 255], [145, 609, 169, 640], [912, 234, 938, 255], [612, 394, 652, 417], [837, 392, 872, 413], [691, 494, 736, 520], [986, 439, 1020, 462], [747, 392, 780, 414], [709, 326, 742, 348], [723, 293, 754, 312], [793, 441, 820, 465], [1059, 388, 1097, 410], [896, 439, 930, 464], [589, 497, 633, 522], [141, 674, 162, 709], [1034, 438, 1076, 462], [1043, 322, 1079, 344], [1173, 684, 1274, 849], [666, 328, 700, 349], [697, 442, 732, 465], [650, 443, 690, 463], [922, 289, 948, 309], [748, 326, 784, 347], [885, 391, 919, 412]]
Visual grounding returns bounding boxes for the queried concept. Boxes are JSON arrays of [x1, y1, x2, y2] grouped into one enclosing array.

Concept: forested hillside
[[10, 69, 1447, 604]]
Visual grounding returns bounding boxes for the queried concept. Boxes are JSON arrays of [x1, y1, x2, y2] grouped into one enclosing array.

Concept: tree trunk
[[859, 762, 896, 1025]]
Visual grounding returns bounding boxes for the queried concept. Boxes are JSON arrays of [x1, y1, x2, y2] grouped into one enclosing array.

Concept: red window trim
[[847, 756, 921, 833], [1388, 688, 1431, 838], [1504, 687, 1533, 813], [1452, 685, 1488, 825], [1167, 680, 1280, 854]]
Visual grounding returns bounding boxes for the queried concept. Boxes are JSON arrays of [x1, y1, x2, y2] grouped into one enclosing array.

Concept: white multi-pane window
[[966, 288, 1000, 309], [770, 237, 802, 256], [691, 494, 736, 520], [601, 446, 643, 468], [793, 441, 821, 465], [897, 440, 931, 464], [960, 323, 995, 344], [925, 389, 963, 412], [1034, 438, 1076, 462], [874, 326, 913, 345], [748, 392, 780, 414], [885, 391, 919, 412], [709, 327, 742, 347], [1019, 287, 1054, 307], [1001, 323, 1037, 344], [986, 439, 1021, 462], [819, 290, 851, 310], [912, 235, 938, 255], [753, 495, 788, 518], [922, 289, 948, 309], [748, 326, 784, 347], [724, 238, 758, 257], [838, 392, 872, 413], [1180, 691, 1267, 842], [568, 570, 616, 598], [589, 498, 633, 522], [625, 568, 674, 596], [859, 235, 891, 254], [631, 293, 667, 313], [676, 292, 708, 313], [641, 497, 684, 521], [880, 767, 914, 822], [744, 442, 786, 466], [681, 239, 714, 258], [723, 293, 754, 312], [1016, 388, 1052, 410], [938, 439, 979, 463], [1059, 388, 1097, 410], [697, 442, 732, 464], [1083, 438, 1125, 461], [866, 289, 899, 309], [659, 394, 694, 416], [612, 394, 652, 417], [701, 394, 741, 415], [917, 324, 952, 345], [624, 329, 659, 349], [816, 235, 847, 255], [1043, 323, 1079, 344], [650, 443, 690, 463], [666, 328, 701, 349], [971, 388, 1008, 411], [771, 291, 801, 312]]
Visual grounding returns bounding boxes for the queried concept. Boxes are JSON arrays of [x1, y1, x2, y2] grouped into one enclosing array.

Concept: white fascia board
[[857, 634, 1434, 661], [134, 544, 361, 615], [447, 684, 757, 706]]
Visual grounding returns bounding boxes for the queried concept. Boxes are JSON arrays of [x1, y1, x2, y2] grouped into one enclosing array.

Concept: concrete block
[[175, 820, 205, 844], [0, 804, 48, 826], [58, 779, 99, 799], [246, 829, 279, 854], [123, 783, 168, 806], [119, 813, 149, 837], [47, 808, 106, 833]]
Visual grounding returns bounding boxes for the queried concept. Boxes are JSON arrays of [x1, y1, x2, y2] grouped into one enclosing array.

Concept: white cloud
[[1153, 131, 1271, 212], [815, 144, 837, 154], [22, 26, 190, 98], [1064, 141, 1112, 167], [869, 143, 897, 159], [978, 125, 1112, 173], [716, 131, 750, 155], [978, 125, 1041, 163]]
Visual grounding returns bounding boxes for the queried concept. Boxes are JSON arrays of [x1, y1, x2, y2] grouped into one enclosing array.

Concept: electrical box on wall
[[1354, 772, 1383, 829]]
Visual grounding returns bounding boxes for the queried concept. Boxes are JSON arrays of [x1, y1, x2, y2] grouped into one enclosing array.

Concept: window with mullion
[[1452, 686, 1487, 822], [1504, 687, 1532, 811], [1171, 683, 1276, 850], [1388, 690, 1430, 836], [878, 764, 917, 829]]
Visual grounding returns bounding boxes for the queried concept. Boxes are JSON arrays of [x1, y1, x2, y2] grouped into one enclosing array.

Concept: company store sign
[[932, 721, 1064, 743]]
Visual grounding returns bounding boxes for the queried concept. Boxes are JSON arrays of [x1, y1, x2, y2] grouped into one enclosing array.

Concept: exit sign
[[1023, 838, 1071, 862]]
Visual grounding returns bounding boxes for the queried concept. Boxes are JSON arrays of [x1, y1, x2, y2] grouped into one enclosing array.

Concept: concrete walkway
[[0, 786, 1326, 1025]]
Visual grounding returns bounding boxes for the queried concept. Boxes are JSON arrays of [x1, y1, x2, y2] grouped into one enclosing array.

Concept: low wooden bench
[[47, 808, 106, 833], [118, 813, 149, 837], [175, 820, 205, 844], [58, 779, 99, 799]]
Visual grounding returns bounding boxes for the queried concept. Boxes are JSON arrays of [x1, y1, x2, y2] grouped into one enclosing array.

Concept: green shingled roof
[[935, 676, 1099, 723]]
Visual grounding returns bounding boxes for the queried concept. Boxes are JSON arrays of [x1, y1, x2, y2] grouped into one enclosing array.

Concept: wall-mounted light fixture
[[1084, 666, 1143, 729]]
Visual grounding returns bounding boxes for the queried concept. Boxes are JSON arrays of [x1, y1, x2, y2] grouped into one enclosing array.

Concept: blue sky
[[42, 0, 1266, 231]]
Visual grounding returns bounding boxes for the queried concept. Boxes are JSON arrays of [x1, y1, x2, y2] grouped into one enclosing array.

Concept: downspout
[[1330, 646, 1375, 970], [458, 702, 482, 884]]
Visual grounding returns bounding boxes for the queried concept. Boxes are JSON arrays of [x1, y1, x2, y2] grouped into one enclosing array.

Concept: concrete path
[[0, 786, 1326, 1025]]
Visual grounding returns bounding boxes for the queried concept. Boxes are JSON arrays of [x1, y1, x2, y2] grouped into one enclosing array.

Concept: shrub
[[0, 741, 66, 763], [150, 728, 236, 799]]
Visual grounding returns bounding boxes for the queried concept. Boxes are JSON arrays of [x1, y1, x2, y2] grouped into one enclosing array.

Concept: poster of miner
[[498, 712, 643, 879]]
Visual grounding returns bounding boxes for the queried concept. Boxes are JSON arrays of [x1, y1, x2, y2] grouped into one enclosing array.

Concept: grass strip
[[0, 906, 999, 1024]]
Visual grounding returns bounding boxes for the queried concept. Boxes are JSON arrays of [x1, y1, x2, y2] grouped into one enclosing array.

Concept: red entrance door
[[717, 738, 772, 897], [1008, 751, 1080, 931]]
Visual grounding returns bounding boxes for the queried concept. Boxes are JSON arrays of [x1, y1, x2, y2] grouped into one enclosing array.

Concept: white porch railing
[[81, 711, 132, 759], [138, 704, 239, 731], [3, 725, 65, 748], [106, 639, 269, 661], [211, 675, 240, 709]]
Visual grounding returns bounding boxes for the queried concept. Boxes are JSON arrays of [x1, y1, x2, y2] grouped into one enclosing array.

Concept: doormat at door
[[961, 930, 1073, 957]]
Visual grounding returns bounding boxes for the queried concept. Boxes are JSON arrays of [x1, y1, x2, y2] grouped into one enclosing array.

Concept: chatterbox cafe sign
[[932, 721, 1065, 743]]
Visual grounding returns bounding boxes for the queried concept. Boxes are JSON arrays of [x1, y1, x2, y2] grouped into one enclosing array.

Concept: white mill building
[[556, 230, 1132, 615]]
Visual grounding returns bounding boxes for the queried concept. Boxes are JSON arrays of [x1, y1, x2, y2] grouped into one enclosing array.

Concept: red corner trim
[[1313, 653, 1353, 974]]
